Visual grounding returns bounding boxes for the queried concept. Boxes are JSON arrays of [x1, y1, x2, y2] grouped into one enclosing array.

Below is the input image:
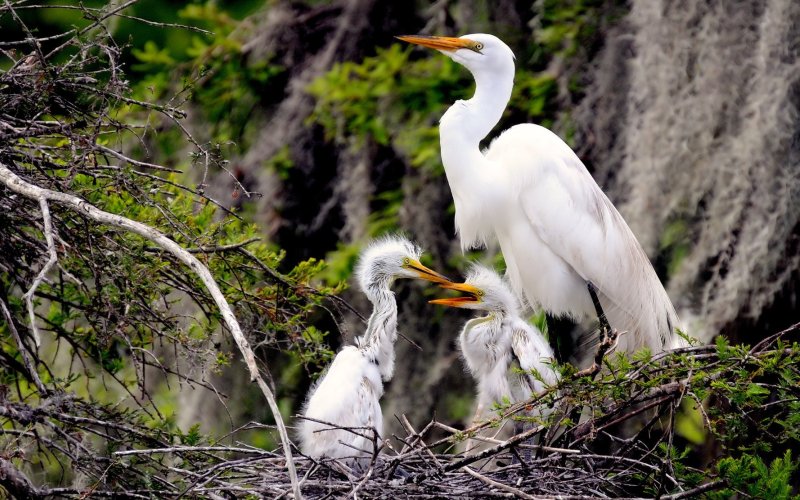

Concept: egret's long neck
[[465, 67, 515, 140], [460, 313, 510, 391], [437, 61, 513, 249], [440, 63, 514, 154], [464, 312, 505, 339], [358, 283, 399, 381]]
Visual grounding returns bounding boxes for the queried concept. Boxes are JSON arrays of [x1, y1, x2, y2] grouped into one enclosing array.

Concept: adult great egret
[[430, 265, 559, 421], [398, 33, 681, 356], [298, 236, 449, 465]]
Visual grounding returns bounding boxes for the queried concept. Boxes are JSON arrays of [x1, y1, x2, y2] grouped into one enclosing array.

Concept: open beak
[[406, 259, 451, 284], [429, 282, 482, 307], [396, 35, 473, 52]]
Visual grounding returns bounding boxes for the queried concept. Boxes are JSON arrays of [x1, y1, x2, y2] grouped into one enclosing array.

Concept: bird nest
[[112, 418, 681, 499], [99, 325, 800, 499]]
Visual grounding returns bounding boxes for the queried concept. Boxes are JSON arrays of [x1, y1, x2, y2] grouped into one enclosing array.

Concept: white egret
[[398, 34, 681, 356], [298, 236, 449, 465], [430, 264, 558, 422]]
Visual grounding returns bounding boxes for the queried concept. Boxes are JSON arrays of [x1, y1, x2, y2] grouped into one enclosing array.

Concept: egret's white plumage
[[398, 34, 681, 356], [431, 265, 559, 416], [298, 236, 448, 464]]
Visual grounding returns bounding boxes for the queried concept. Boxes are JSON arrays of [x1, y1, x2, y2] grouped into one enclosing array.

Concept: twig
[[239, 247, 367, 319], [0, 458, 45, 499], [145, 237, 261, 254], [661, 480, 724, 499], [409, 424, 546, 484], [94, 143, 183, 172], [462, 466, 538, 500], [433, 422, 579, 454], [4, 3, 212, 34], [0, 298, 47, 394], [398, 414, 441, 467], [21, 197, 57, 347], [114, 446, 271, 456]]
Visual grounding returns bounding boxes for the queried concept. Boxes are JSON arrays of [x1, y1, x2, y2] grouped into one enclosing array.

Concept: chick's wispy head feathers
[[356, 235, 423, 292], [463, 264, 520, 315]]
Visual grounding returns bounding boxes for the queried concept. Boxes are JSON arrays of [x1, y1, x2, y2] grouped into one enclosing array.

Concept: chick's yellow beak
[[396, 35, 474, 52], [405, 259, 451, 284], [429, 282, 482, 307]]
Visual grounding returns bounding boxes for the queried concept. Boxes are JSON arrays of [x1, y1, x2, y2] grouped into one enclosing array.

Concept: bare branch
[[21, 197, 57, 347], [145, 237, 261, 254], [0, 458, 43, 500], [0, 297, 47, 394], [462, 466, 539, 500]]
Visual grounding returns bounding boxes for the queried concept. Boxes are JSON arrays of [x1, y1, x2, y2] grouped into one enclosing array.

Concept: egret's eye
[[402, 257, 411, 266], [474, 42, 484, 51], [477, 290, 485, 297]]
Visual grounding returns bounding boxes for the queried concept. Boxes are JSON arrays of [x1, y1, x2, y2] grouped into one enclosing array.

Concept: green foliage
[[660, 217, 692, 277], [129, 2, 285, 147], [508, 72, 558, 125], [308, 43, 562, 175], [534, 0, 624, 62], [529, 311, 549, 339], [712, 451, 799, 499], [536, 0, 600, 58], [266, 146, 295, 181], [674, 400, 706, 445], [461, 332, 800, 497], [308, 44, 469, 173], [132, 41, 177, 71], [443, 392, 475, 422], [181, 423, 204, 446], [318, 243, 361, 286]]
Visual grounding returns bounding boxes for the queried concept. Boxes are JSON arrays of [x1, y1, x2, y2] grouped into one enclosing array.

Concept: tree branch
[[0, 161, 302, 499], [462, 466, 539, 500], [0, 297, 47, 394], [145, 237, 261, 254], [21, 197, 56, 347], [0, 458, 42, 500]]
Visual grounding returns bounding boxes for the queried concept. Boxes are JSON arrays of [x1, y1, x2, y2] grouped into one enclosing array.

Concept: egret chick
[[430, 265, 558, 422], [299, 236, 449, 465]]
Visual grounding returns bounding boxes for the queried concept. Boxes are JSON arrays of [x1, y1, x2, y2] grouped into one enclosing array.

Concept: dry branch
[[0, 298, 47, 394], [21, 197, 56, 347]]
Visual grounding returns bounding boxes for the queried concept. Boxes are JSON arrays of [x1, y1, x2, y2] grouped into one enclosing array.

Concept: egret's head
[[396, 33, 515, 74], [356, 236, 450, 292], [430, 264, 519, 314]]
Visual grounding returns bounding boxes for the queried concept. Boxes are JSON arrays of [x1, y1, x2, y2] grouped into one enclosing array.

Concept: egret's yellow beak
[[405, 259, 451, 284], [396, 35, 475, 52], [429, 282, 482, 307]]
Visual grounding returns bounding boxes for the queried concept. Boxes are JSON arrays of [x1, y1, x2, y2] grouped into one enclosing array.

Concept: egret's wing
[[510, 320, 558, 394], [528, 161, 675, 348], [461, 324, 515, 408], [488, 124, 678, 351], [300, 346, 384, 460]]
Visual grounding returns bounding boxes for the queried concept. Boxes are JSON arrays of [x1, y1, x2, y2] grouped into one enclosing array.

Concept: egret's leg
[[586, 281, 611, 336], [575, 282, 619, 377], [513, 420, 533, 464]]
